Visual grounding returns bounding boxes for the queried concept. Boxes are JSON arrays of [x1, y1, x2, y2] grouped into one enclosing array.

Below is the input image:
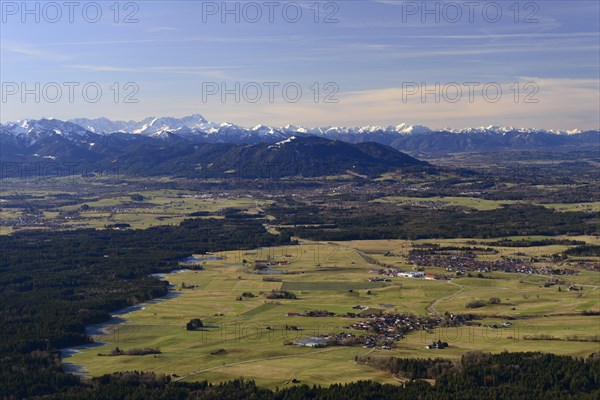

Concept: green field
[[65, 239, 600, 388], [0, 186, 270, 234]]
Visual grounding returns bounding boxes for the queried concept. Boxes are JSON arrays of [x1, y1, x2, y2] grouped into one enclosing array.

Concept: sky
[[1, 0, 599, 130]]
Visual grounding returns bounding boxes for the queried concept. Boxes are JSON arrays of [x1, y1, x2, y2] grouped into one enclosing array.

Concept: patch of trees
[[409, 245, 498, 256], [189, 211, 210, 216], [186, 318, 204, 331], [488, 238, 586, 247], [357, 351, 600, 398], [98, 347, 161, 356], [465, 300, 487, 309], [266, 290, 297, 299], [263, 277, 282, 282], [564, 245, 600, 257]]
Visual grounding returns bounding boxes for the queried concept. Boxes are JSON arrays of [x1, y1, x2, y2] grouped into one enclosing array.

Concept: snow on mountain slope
[[69, 114, 216, 135], [1, 115, 595, 155], [1, 118, 96, 146], [60, 114, 591, 138]]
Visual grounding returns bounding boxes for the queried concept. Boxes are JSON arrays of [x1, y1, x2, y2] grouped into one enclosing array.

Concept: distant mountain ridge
[[64, 114, 585, 136], [1, 115, 598, 157], [0, 119, 429, 178]]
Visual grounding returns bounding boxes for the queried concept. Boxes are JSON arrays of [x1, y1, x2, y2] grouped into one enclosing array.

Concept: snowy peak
[[68, 113, 211, 135], [2, 118, 96, 146], [133, 114, 210, 135], [394, 124, 432, 134]]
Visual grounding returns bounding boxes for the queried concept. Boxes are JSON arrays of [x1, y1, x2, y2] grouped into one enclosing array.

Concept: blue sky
[[1, 0, 599, 130]]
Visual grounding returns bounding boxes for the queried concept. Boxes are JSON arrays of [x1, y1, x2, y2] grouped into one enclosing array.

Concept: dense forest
[[271, 204, 598, 240]]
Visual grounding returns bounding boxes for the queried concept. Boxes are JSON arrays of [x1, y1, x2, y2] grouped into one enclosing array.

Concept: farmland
[[0, 180, 270, 234], [65, 239, 600, 388]]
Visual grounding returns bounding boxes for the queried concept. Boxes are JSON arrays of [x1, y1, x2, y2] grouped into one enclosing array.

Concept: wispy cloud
[[67, 64, 239, 79], [146, 26, 180, 33], [0, 41, 70, 62], [196, 77, 599, 131]]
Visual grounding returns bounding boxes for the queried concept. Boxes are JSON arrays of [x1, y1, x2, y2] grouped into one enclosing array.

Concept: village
[[408, 254, 581, 277], [293, 312, 476, 350]]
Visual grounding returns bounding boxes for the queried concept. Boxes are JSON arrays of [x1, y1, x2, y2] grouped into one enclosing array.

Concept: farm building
[[294, 337, 329, 347]]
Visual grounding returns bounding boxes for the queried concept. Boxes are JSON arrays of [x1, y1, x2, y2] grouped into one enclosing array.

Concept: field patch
[[240, 303, 280, 317]]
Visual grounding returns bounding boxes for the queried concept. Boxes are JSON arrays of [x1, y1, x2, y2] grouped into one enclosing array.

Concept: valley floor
[[65, 239, 600, 389]]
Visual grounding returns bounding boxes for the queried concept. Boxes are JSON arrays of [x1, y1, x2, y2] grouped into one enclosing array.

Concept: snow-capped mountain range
[[63, 114, 584, 137], [1, 114, 597, 154]]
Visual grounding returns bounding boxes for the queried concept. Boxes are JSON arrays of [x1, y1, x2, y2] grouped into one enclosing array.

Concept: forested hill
[[0, 132, 430, 179]]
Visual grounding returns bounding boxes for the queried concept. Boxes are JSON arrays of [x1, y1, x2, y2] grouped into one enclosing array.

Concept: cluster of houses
[[291, 310, 478, 350], [344, 312, 474, 342], [0, 213, 48, 230], [409, 254, 580, 276], [537, 266, 580, 276], [294, 332, 395, 349], [367, 276, 392, 282], [293, 312, 475, 349]]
